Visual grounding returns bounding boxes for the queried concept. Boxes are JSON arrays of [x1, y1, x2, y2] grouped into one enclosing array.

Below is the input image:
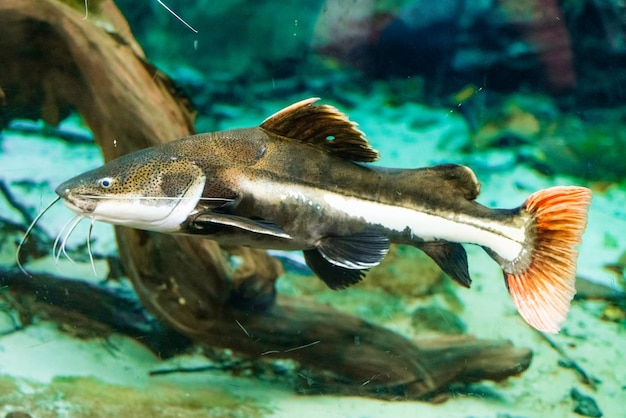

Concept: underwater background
[[0, 0, 624, 417]]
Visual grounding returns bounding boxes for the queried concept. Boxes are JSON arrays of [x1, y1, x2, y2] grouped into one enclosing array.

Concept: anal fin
[[418, 241, 471, 288], [304, 250, 367, 290]]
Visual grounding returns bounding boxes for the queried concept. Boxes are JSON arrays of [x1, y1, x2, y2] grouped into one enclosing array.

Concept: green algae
[[278, 244, 465, 332], [468, 93, 626, 183], [472, 95, 544, 148], [0, 375, 19, 397], [0, 375, 271, 418], [364, 245, 445, 298], [411, 305, 467, 335], [278, 245, 447, 302], [539, 111, 626, 182]]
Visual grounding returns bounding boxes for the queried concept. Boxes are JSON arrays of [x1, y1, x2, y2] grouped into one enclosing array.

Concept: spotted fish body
[[55, 98, 591, 333]]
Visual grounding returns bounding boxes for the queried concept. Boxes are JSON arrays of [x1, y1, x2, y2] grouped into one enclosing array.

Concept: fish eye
[[98, 177, 114, 188]]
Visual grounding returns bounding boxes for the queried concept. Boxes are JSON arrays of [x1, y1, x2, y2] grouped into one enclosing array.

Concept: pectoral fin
[[418, 241, 471, 288], [188, 212, 292, 240]]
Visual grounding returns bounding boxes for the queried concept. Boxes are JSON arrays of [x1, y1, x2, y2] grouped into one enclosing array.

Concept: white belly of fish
[[323, 192, 526, 262], [86, 174, 206, 232]]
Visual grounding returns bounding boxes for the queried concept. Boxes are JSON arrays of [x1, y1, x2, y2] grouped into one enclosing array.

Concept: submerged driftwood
[[0, 0, 531, 399]]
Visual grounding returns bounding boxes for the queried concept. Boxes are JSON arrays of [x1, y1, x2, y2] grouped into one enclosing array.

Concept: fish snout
[[55, 184, 97, 214], [55, 183, 70, 199]]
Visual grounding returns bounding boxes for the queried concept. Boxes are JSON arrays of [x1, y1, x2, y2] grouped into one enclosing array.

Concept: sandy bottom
[[1, 263, 622, 417]]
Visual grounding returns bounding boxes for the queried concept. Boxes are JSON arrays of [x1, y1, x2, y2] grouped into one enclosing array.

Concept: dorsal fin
[[260, 98, 380, 162]]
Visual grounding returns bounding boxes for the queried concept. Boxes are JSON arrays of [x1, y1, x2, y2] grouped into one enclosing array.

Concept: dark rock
[[5, 412, 33, 418], [571, 388, 603, 417]]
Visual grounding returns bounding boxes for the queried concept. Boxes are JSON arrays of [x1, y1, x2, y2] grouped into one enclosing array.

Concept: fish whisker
[[56, 215, 84, 266], [87, 218, 97, 276], [53, 216, 79, 263], [16, 196, 61, 276], [76, 195, 234, 203]]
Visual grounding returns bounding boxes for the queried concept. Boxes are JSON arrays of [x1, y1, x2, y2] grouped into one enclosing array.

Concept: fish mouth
[[59, 193, 97, 214], [55, 183, 98, 214]]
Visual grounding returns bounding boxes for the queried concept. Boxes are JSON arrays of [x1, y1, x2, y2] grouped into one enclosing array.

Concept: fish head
[[55, 148, 206, 232]]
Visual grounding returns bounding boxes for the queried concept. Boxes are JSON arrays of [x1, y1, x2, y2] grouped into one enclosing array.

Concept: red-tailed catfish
[[27, 98, 592, 333]]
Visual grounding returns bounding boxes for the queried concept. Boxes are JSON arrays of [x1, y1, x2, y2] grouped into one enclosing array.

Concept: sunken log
[[0, 0, 532, 399]]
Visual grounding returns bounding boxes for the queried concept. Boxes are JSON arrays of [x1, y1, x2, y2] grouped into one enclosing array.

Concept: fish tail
[[504, 186, 591, 333]]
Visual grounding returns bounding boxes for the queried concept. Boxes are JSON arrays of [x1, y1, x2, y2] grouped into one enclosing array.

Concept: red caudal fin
[[506, 186, 592, 333]]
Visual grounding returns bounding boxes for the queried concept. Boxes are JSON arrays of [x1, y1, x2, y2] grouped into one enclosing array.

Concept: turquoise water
[[0, 1, 624, 417]]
